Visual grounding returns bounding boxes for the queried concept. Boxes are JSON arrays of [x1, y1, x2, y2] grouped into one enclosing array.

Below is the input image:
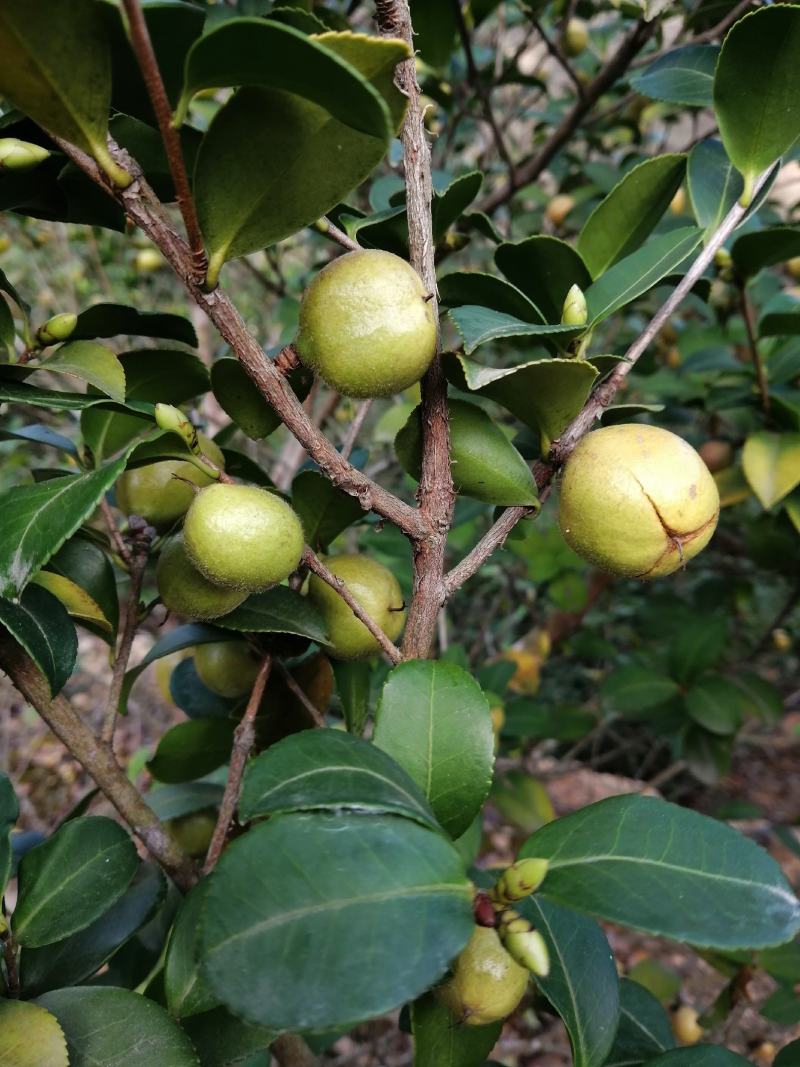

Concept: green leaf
[[603, 979, 675, 1067], [520, 795, 800, 949], [578, 155, 687, 278], [211, 357, 311, 440], [0, 1000, 68, 1067], [410, 992, 502, 1067], [333, 658, 372, 736], [438, 272, 544, 323], [742, 431, 800, 508], [432, 171, 484, 241], [601, 666, 680, 716], [47, 534, 120, 640], [685, 675, 743, 736], [629, 45, 718, 107], [714, 5, 800, 203], [215, 584, 328, 642], [585, 227, 703, 326], [668, 618, 728, 684], [72, 304, 197, 347], [31, 569, 111, 633], [165, 880, 218, 1020], [775, 1040, 800, 1067], [730, 672, 783, 723], [1, 771, 19, 894], [647, 1050, 752, 1067], [0, 376, 150, 415], [732, 228, 800, 279], [147, 718, 236, 785], [14, 816, 139, 948], [495, 236, 592, 324], [195, 33, 409, 285], [522, 897, 619, 1067], [20, 863, 165, 998], [146, 782, 225, 823], [687, 140, 743, 236], [0, 585, 77, 696], [408, 0, 458, 68], [30, 341, 126, 403], [374, 660, 494, 838], [0, 453, 129, 598], [760, 310, 800, 338], [200, 812, 473, 1031], [240, 728, 439, 829], [175, 18, 391, 136], [119, 622, 226, 716], [448, 306, 581, 354], [293, 470, 364, 550], [35, 987, 200, 1067], [0, 0, 128, 187], [0, 292, 15, 357], [180, 1007, 277, 1067]]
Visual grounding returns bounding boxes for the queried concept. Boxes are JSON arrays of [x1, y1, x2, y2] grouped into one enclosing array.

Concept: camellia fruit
[[184, 483, 304, 592], [295, 249, 437, 398], [436, 926, 529, 1027], [558, 424, 719, 579], [116, 434, 225, 529], [563, 17, 588, 56], [307, 554, 405, 660], [194, 640, 261, 698], [545, 193, 575, 228], [157, 535, 247, 620], [166, 810, 217, 859]]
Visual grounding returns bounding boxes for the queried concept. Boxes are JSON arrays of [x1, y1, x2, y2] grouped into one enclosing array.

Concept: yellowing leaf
[[742, 432, 800, 509], [31, 570, 113, 633], [0, 999, 68, 1067]]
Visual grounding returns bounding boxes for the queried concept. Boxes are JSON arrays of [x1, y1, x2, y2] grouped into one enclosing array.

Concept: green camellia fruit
[[436, 926, 529, 1027], [295, 249, 437, 398], [194, 640, 261, 698], [563, 17, 588, 57], [307, 553, 405, 660], [184, 483, 304, 592], [157, 535, 246, 620], [166, 810, 217, 859], [116, 434, 224, 529], [559, 424, 720, 579]]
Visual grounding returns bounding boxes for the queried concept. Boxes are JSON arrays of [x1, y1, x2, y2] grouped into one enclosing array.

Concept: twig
[[276, 661, 326, 728], [315, 217, 360, 252], [202, 655, 272, 874], [271, 1034, 318, 1067], [1, 929, 19, 998], [739, 284, 770, 414], [752, 577, 800, 656], [444, 502, 538, 597], [239, 256, 286, 298], [100, 497, 132, 566], [340, 399, 372, 461], [120, 0, 206, 274], [302, 548, 403, 664], [529, 15, 585, 100], [377, 0, 454, 660], [0, 635, 196, 890]]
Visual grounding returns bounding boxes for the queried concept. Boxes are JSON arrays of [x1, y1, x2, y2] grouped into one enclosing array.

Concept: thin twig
[[100, 497, 132, 566], [1, 930, 19, 998], [120, 0, 206, 274], [271, 1034, 318, 1067], [302, 548, 403, 664], [276, 661, 326, 728], [203, 655, 272, 874], [340, 399, 372, 461], [103, 527, 151, 744], [529, 15, 585, 99], [316, 217, 360, 252], [739, 284, 770, 414]]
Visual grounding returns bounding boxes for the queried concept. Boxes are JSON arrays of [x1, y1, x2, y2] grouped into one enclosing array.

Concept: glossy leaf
[[293, 469, 364, 550], [215, 585, 328, 642], [211, 357, 311, 440], [165, 881, 218, 1020], [0, 453, 129, 598], [411, 993, 502, 1067], [742, 432, 800, 508], [146, 782, 225, 823], [35, 987, 199, 1067], [0, 1000, 68, 1067], [685, 676, 743, 736], [0, 771, 19, 894], [523, 896, 619, 1067], [374, 660, 494, 838], [578, 155, 686, 278], [0, 585, 77, 696], [601, 666, 680, 716], [603, 979, 675, 1067], [31, 341, 125, 403], [31, 570, 112, 634], [687, 140, 743, 235], [629, 45, 718, 107], [448, 306, 581, 354], [432, 171, 484, 240], [240, 728, 439, 829], [760, 310, 800, 338], [732, 228, 800, 279], [520, 795, 800, 948], [438, 271, 544, 323], [14, 816, 139, 947], [72, 304, 197, 347], [0, 376, 150, 415], [495, 236, 592, 324], [333, 658, 372, 736], [46, 535, 119, 640], [647, 1050, 751, 1067], [775, 1040, 800, 1067], [200, 812, 474, 1031], [180, 1007, 277, 1067], [119, 622, 227, 715], [147, 718, 235, 785], [714, 5, 800, 202]]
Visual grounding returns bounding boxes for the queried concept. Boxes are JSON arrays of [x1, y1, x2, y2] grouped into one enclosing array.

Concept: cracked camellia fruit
[[558, 424, 719, 579], [436, 926, 529, 1027]]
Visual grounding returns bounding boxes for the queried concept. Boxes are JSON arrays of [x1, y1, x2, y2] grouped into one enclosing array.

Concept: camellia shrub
[[0, 1, 799, 1065]]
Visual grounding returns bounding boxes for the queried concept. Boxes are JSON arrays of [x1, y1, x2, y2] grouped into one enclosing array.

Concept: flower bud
[[503, 927, 550, 977], [561, 284, 587, 327], [37, 312, 77, 345], [0, 137, 50, 171], [155, 404, 223, 481], [492, 858, 549, 904]]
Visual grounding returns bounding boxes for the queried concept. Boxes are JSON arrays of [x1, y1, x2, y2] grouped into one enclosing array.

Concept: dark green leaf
[[520, 795, 800, 949], [333, 658, 372, 736], [438, 272, 544, 323], [668, 618, 727, 684], [169, 657, 239, 720], [119, 622, 226, 715], [410, 992, 502, 1067], [603, 979, 675, 1067], [495, 236, 592, 324], [215, 585, 328, 642], [730, 672, 783, 722], [687, 140, 743, 235], [180, 1006, 277, 1067], [240, 728, 439, 829], [0, 772, 19, 894], [292, 470, 364, 550], [629, 46, 718, 107], [146, 782, 225, 823], [0, 376, 150, 415], [165, 881, 218, 1020], [448, 306, 580, 354], [0, 585, 77, 696], [47, 535, 119, 641], [432, 171, 484, 241], [147, 719, 235, 785], [775, 1039, 800, 1067], [0, 424, 77, 455], [601, 666, 680, 716], [685, 676, 743, 736], [760, 310, 800, 338], [14, 817, 138, 947], [647, 1049, 751, 1067], [33, 341, 125, 403], [200, 812, 473, 1031], [211, 357, 311, 440], [374, 660, 494, 838], [732, 228, 800, 279], [72, 304, 197, 347], [408, 0, 458, 68]]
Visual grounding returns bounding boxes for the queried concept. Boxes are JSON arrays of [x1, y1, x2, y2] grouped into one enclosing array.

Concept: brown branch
[[0, 635, 196, 891], [1, 929, 19, 998], [739, 285, 770, 414], [315, 217, 360, 252], [271, 1034, 318, 1067], [276, 661, 326, 728], [100, 497, 132, 567], [120, 0, 206, 273], [202, 655, 272, 874], [302, 548, 403, 664], [340, 399, 372, 461], [50, 135, 425, 540], [377, 0, 454, 660], [529, 14, 585, 100], [444, 504, 537, 597]]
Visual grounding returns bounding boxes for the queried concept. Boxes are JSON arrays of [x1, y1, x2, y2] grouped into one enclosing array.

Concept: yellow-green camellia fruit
[[436, 926, 529, 1027], [563, 17, 588, 57], [157, 535, 246, 620], [184, 483, 304, 592], [166, 810, 217, 859], [194, 640, 260, 698], [559, 424, 719, 579], [295, 249, 437, 398], [307, 553, 405, 660], [116, 434, 224, 529]]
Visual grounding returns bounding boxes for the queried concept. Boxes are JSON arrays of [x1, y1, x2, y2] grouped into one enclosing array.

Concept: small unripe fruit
[[37, 312, 77, 345], [296, 249, 437, 398], [184, 483, 304, 593], [116, 434, 225, 529], [559, 424, 719, 579], [714, 247, 733, 271], [698, 440, 733, 473], [307, 553, 405, 660], [670, 187, 687, 216], [772, 628, 792, 652], [436, 926, 529, 1027], [490, 704, 505, 734], [788, 257, 800, 281], [665, 346, 682, 369], [194, 640, 261, 698], [135, 248, 165, 273], [563, 17, 588, 57], [0, 137, 50, 170], [166, 810, 216, 858], [157, 535, 247, 620], [546, 193, 575, 228], [672, 1005, 704, 1045], [561, 283, 588, 326]]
